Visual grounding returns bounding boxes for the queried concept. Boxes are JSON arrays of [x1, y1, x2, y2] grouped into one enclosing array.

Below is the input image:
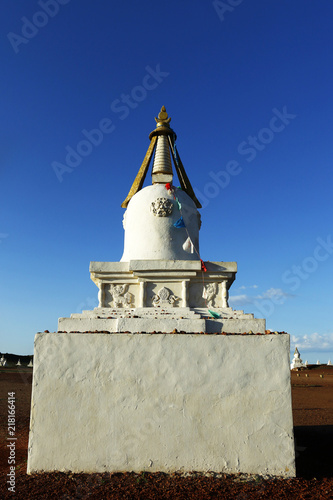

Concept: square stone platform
[[27, 332, 295, 476]]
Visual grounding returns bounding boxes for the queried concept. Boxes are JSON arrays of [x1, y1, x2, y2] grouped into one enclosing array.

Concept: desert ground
[[1, 365, 332, 499]]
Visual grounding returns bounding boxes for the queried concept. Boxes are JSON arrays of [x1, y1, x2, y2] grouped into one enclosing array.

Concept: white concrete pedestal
[[27, 332, 295, 476]]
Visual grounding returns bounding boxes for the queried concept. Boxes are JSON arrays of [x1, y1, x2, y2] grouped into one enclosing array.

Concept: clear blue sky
[[1, 0, 332, 363]]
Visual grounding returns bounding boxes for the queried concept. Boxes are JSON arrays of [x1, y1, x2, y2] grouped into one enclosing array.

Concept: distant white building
[[0, 356, 6, 367], [316, 360, 320, 365], [28, 359, 33, 367], [328, 360, 332, 366], [16, 359, 21, 366], [291, 347, 304, 370]]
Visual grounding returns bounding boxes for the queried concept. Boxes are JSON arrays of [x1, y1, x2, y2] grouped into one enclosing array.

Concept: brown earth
[[0, 365, 332, 499]]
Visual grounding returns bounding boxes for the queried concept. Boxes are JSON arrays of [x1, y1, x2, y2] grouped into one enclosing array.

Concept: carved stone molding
[[152, 287, 178, 307], [98, 281, 105, 308], [221, 281, 229, 308], [110, 284, 134, 308], [150, 198, 173, 217]]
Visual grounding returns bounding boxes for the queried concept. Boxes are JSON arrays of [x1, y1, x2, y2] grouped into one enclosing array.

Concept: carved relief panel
[[146, 283, 181, 308], [150, 198, 173, 217], [104, 284, 135, 308], [202, 282, 218, 307], [152, 287, 178, 307], [189, 282, 222, 308]]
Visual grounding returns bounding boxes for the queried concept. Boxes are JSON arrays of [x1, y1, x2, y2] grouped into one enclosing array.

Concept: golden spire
[[151, 106, 174, 183], [149, 105, 175, 140], [154, 105, 171, 128], [151, 135, 173, 183], [121, 106, 201, 208]]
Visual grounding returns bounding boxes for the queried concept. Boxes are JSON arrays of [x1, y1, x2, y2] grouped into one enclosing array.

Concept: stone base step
[[58, 317, 206, 333], [58, 316, 265, 334]]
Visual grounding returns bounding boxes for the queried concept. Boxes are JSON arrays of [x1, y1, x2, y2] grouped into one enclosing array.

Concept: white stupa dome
[[121, 184, 200, 261]]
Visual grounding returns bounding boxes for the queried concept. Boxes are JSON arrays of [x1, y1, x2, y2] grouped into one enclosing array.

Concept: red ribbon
[[201, 260, 207, 272], [165, 182, 172, 191]]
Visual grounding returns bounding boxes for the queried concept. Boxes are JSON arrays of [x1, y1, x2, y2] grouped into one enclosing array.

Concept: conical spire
[[151, 135, 173, 183], [121, 106, 201, 208], [150, 106, 174, 184]]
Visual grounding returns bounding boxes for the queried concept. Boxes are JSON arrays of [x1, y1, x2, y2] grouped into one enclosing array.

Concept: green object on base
[[208, 309, 221, 319]]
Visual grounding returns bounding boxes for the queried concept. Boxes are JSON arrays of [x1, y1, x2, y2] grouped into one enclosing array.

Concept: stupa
[[58, 106, 264, 335], [290, 347, 304, 370], [27, 107, 295, 476]]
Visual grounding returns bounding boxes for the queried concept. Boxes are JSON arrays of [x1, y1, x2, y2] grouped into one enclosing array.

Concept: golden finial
[[121, 105, 202, 208], [155, 105, 171, 127]]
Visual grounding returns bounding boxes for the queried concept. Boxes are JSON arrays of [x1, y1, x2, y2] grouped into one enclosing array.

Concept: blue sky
[[1, 0, 332, 363]]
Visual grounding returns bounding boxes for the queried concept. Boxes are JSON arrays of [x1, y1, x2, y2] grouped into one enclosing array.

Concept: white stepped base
[[59, 307, 265, 333], [27, 332, 295, 476]]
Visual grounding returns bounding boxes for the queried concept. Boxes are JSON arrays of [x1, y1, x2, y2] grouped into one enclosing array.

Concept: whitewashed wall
[[28, 332, 295, 476]]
